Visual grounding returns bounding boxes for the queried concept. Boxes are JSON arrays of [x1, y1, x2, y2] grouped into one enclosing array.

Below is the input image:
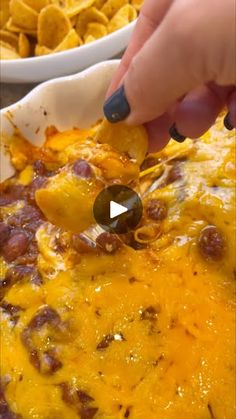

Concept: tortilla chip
[[84, 22, 107, 40], [66, 0, 96, 18], [23, 0, 50, 12], [35, 170, 99, 233], [9, 0, 38, 29], [94, 0, 106, 9], [84, 34, 95, 43], [108, 4, 137, 33], [0, 0, 10, 29], [6, 17, 37, 36], [54, 28, 81, 52], [101, 0, 128, 18], [0, 39, 20, 59], [131, 0, 143, 11], [70, 15, 77, 26], [1, 0, 142, 59], [75, 6, 108, 37], [38, 4, 71, 49], [35, 43, 52, 55], [0, 29, 18, 49], [94, 120, 148, 165], [18, 32, 30, 57]]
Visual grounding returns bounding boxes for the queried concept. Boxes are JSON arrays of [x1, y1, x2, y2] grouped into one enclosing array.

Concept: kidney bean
[[2, 232, 29, 263], [14, 241, 38, 265], [73, 159, 94, 178], [96, 232, 122, 254], [6, 265, 34, 283], [146, 199, 167, 221], [0, 301, 23, 325], [26, 306, 61, 331], [8, 205, 42, 228], [21, 306, 64, 375], [0, 184, 25, 206], [166, 162, 182, 184], [79, 407, 98, 419], [60, 383, 97, 418], [31, 270, 43, 285], [26, 176, 47, 204], [198, 225, 225, 261], [40, 349, 62, 374], [0, 380, 21, 418], [77, 391, 94, 405], [0, 223, 11, 248], [60, 383, 75, 406], [33, 160, 47, 176]]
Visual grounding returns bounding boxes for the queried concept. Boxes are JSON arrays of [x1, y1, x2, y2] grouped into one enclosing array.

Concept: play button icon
[[93, 185, 143, 234], [110, 201, 128, 219]]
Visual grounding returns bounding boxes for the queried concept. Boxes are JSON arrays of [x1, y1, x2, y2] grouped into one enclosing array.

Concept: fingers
[[104, 0, 235, 126], [106, 0, 173, 98], [172, 85, 233, 139], [145, 85, 235, 152], [145, 112, 173, 152]]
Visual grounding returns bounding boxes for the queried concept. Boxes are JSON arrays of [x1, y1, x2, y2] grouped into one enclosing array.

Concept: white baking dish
[[0, 60, 120, 182]]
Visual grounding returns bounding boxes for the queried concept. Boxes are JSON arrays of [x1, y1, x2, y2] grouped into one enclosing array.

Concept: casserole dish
[[0, 61, 235, 419]]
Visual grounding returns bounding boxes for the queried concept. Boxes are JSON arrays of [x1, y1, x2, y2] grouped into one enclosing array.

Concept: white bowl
[[0, 60, 119, 181], [0, 22, 134, 83]]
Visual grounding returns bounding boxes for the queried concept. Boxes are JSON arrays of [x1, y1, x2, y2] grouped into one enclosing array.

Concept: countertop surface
[[1, 83, 37, 109]]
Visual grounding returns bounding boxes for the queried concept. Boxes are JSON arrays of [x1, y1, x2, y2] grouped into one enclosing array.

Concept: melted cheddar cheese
[[0, 116, 235, 419]]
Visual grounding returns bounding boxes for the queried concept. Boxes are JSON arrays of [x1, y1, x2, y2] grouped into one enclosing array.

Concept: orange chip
[[101, 0, 128, 18], [9, 0, 38, 30], [54, 28, 81, 52], [75, 6, 108, 37], [94, 120, 148, 165], [84, 22, 107, 40], [94, 0, 106, 8], [38, 4, 71, 49], [18, 32, 30, 57], [35, 44, 52, 55], [23, 0, 50, 12], [0, 29, 18, 49], [6, 17, 37, 36], [66, 0, 96, 18], [0, 39, 20, 59], [0, 0, 10, 29], [84, 34, 95, 43], [107, 4, 137, 33]]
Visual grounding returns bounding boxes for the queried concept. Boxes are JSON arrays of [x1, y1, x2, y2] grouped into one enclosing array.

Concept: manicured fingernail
[[103, 85, 131, 123], [169, 124, 186, 143], [224, 113, 234, 130]]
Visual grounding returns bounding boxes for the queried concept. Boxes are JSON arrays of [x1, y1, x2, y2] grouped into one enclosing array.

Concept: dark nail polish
[[224, 113, 234, 131], [103, 85, 131, 123], [169, 124, 186, 143]]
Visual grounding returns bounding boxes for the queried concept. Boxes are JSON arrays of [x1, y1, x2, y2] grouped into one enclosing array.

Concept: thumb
[[104, 0, 235, 125]]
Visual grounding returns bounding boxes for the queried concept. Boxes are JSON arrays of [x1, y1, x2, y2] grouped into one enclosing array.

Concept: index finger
[[106, 0, 173, 98]]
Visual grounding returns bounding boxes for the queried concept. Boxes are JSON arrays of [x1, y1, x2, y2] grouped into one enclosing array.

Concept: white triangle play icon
[[110, 201, 128, 219]]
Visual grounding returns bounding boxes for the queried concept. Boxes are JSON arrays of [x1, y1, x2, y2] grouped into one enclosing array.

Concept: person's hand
[[103, 0, 236, 151]]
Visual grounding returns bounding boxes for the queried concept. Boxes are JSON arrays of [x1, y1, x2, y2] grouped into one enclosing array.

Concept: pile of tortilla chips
[[0, 0, 143, 59]]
